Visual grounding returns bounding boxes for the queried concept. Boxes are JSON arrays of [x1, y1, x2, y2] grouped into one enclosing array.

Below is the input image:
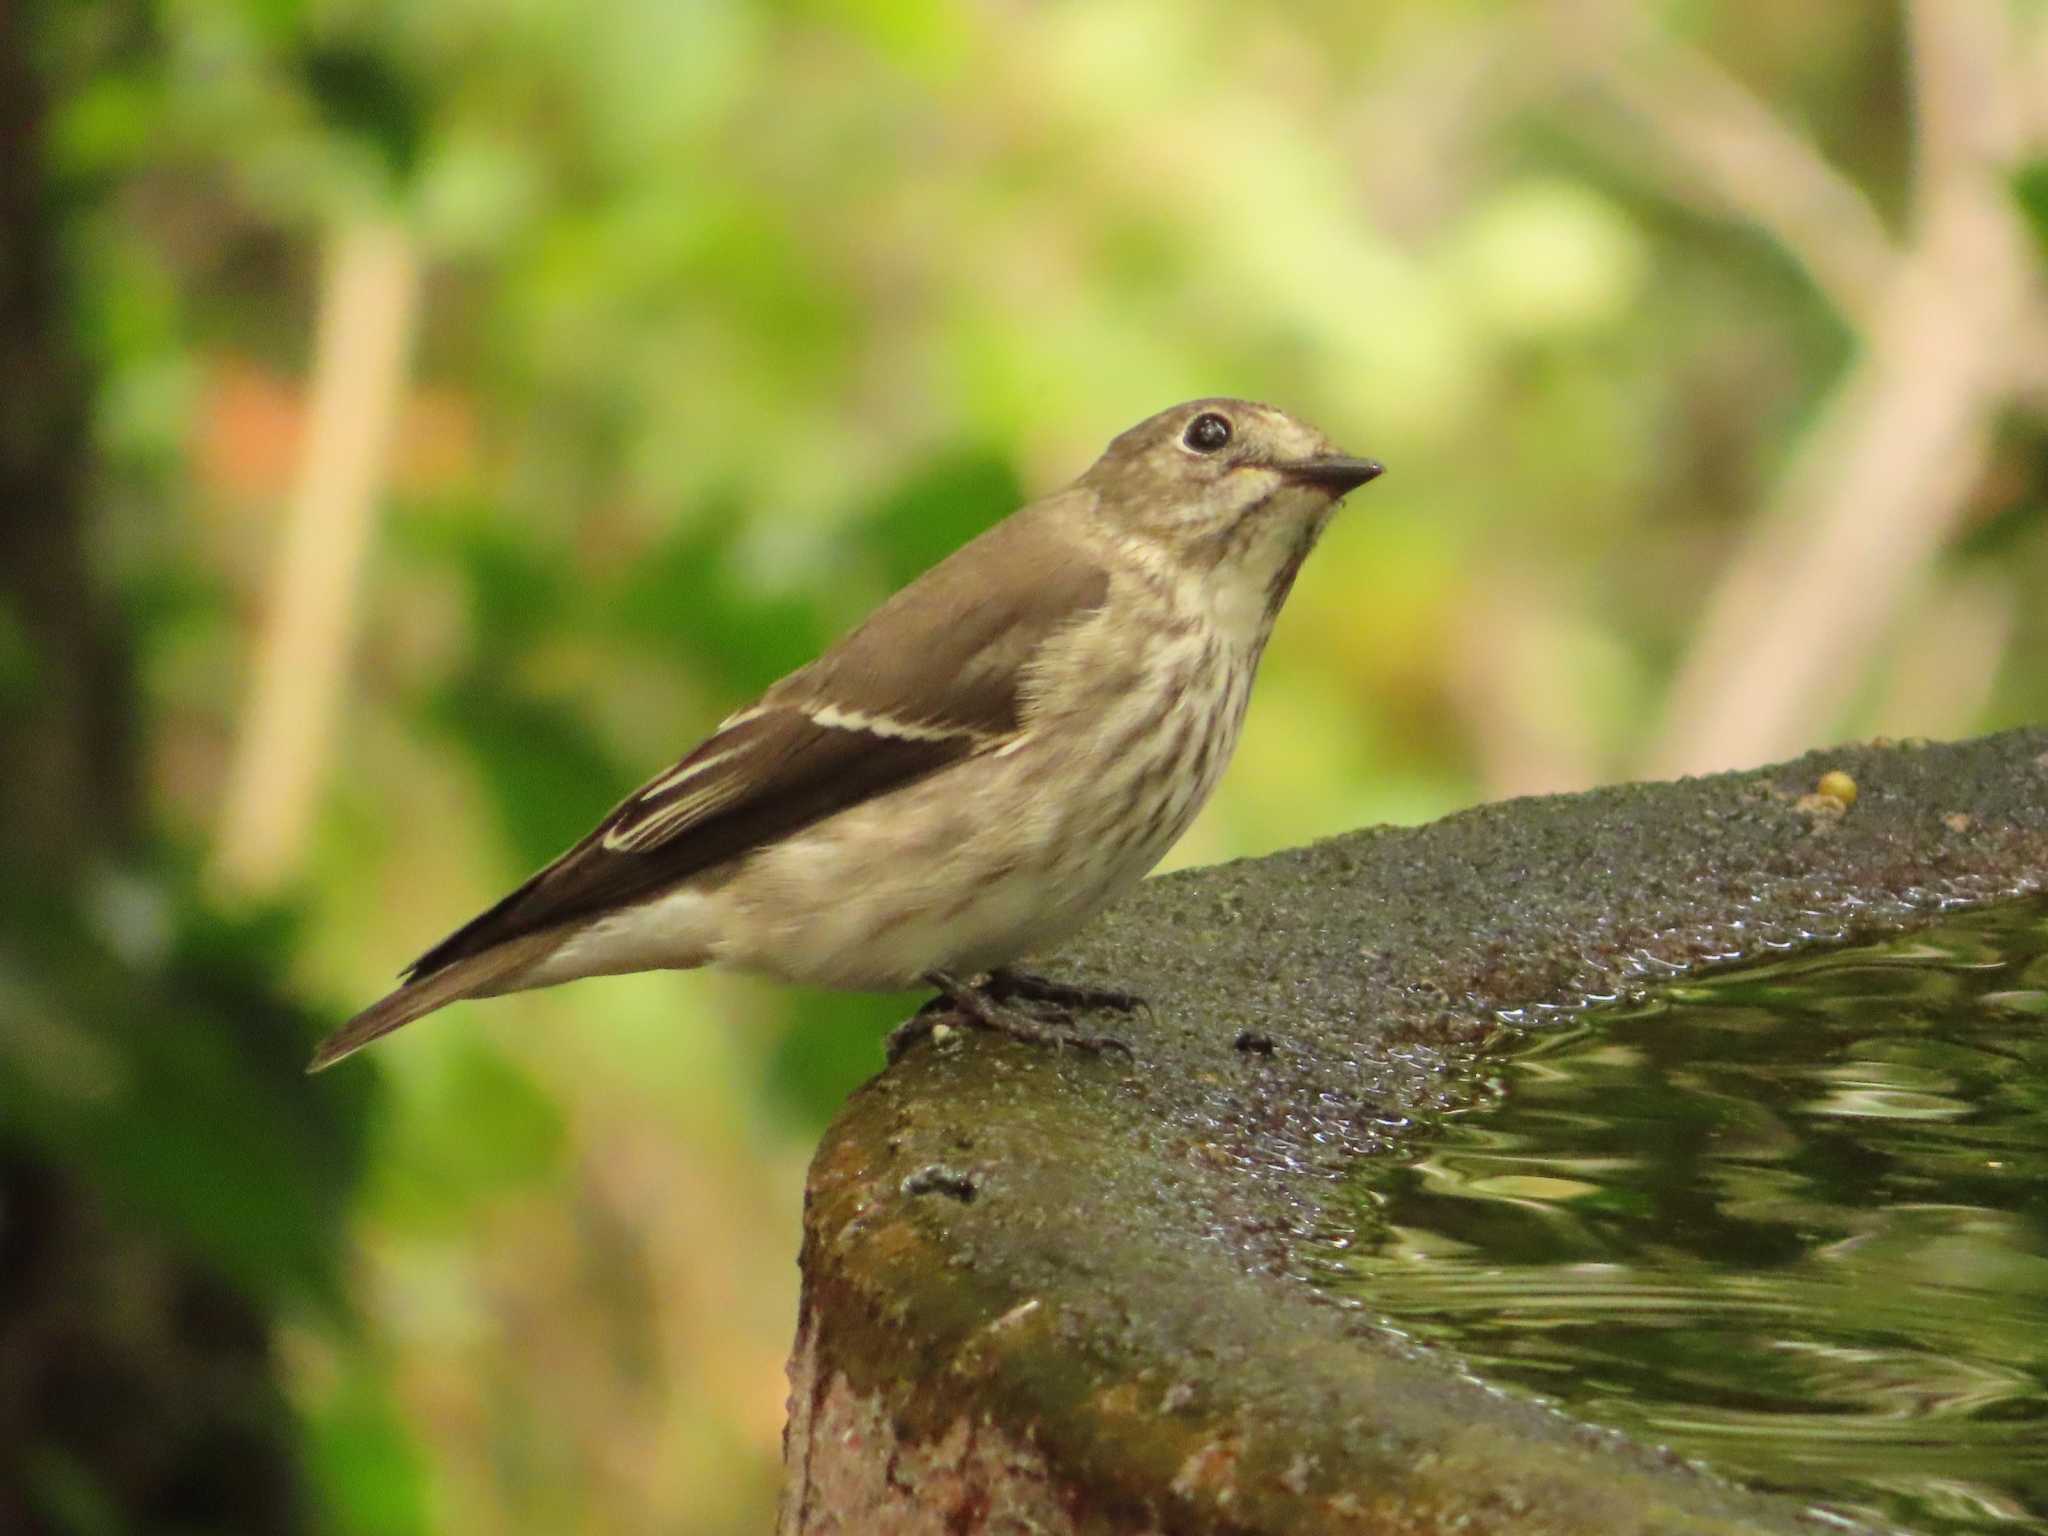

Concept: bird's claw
[[888, 969, 1142, 1061], [985, 968, 1149, 1018]]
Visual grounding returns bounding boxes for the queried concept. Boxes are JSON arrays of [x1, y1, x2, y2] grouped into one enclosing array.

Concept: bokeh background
[[6, 0, 2048, 1531]]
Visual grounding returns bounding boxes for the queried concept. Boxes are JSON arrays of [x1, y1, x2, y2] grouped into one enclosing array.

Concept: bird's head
[[1082, 396, 1380, 543], [1077, 398, 1383, 632]]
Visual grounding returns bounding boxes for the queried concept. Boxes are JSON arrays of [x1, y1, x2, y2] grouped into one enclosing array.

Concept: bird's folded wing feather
[[403, 505, 1108, 981]]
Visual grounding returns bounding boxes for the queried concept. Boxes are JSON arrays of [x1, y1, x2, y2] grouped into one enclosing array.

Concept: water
[[1333, 898, 2048, 1533]]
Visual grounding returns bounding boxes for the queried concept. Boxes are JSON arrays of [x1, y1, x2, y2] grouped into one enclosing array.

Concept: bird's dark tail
[[308, 935, 554, 1072]]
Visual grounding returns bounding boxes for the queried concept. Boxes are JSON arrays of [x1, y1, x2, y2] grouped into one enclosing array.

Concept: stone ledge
[[780, 729, 2048, 1535]]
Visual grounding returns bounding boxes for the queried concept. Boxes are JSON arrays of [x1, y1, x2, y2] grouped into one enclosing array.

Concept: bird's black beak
[[1281, 455, 1386, 494]]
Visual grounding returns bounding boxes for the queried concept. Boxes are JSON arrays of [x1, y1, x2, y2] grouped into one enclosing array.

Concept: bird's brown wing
[[404, 506, 1108, 981]]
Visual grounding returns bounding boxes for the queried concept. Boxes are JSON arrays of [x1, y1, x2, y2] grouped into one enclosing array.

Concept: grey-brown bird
[[311, 399, 1382, 1070]]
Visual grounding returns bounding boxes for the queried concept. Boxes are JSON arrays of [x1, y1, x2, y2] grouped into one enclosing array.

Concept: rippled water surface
[[1334, 898, 2048, 1533]]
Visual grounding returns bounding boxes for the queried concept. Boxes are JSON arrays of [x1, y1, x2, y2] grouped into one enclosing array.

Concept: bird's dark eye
[[1183, 412, 1232, 453]]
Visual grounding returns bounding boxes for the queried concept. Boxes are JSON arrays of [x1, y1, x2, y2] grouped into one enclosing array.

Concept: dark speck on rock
[[902, 1165, 978, 1204]]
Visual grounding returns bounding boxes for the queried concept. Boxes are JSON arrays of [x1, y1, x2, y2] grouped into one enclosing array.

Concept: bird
[[310, 398, 1382, 1071]]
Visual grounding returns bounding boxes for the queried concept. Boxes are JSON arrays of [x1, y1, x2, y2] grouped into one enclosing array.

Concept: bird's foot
[[887, 969, 1138, 1061], [984, 968, 1148, 1016], [885, 993, 957, 1062]]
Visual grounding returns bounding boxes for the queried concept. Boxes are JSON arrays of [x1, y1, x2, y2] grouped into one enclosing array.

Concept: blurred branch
[[1908, 0, 2027, 196], [1549, 0, 1898, 329], [1636, 0, 2044, 777], [211, 219, 421, 894], [0, 14, 134, 865]]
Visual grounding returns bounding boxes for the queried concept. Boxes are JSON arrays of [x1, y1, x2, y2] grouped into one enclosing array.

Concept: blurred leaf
[[50, 71, 165, 180], [815, 0, 970, 77], [299, 43, 427, 186], [426, 674, 628, 867], [688, 199, 853, 355], [762, 988, 917, 1129], [841, 447, 1022, 590], [1449, 179, 1648, 341], [2015, 160, 2048, 263], [303, 1363, 431, 1536], [610, 503, 830, 694], [20, 1446, 130, 1536], [0, 595, 37, 713], [406, 510, 569, 651], [238, 0, 312, 48], [368, 1037, 567, 1227], [0, 871, 370, 1314]]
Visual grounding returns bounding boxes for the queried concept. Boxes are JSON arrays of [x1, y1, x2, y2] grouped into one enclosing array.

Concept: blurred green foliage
[[0, 863, 377, 1532], [11, 0, 2048, 1532], [2018, 159, 2048, 259], [0, 882, 363, 1311]]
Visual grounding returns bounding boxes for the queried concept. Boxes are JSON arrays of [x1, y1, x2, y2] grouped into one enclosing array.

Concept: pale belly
[[708, 754, 1203, 989]]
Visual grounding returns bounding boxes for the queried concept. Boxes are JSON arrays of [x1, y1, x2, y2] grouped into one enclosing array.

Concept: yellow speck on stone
[[1816, 770, 1858, 808]]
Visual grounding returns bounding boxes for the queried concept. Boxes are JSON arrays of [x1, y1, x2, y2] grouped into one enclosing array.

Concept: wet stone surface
[[780, 729, 2048, 1536]]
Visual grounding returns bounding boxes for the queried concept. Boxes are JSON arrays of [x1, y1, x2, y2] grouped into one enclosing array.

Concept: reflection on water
[[1334, 898, 2048, 1533]]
